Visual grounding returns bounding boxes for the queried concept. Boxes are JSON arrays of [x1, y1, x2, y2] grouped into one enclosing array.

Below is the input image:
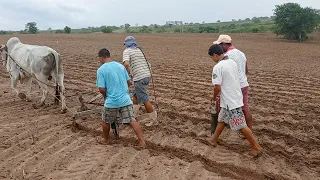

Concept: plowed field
[[0, 33, 319, 180]]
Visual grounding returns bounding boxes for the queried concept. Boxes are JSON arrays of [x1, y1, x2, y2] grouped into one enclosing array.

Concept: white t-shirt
[[122, 48, 151, 82], [212, 58, 243, 110], [225, 49, 249, 88]]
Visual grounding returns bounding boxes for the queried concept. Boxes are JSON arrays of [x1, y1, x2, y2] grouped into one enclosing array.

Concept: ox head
[[0, 44, 8, 67], [0, 37, 21, 68]]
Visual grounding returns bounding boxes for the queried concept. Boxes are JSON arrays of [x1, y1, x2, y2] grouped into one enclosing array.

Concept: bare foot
[[245, 147, 263, 159], [138, 141, 147, 147], [217, 139, 226, 146], [205, 138, 217, 147], [96, 136, 109, 145], [138, 140, 146, 149]]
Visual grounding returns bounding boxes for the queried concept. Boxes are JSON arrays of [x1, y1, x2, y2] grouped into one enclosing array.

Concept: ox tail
[[51, 51, 62, 104]]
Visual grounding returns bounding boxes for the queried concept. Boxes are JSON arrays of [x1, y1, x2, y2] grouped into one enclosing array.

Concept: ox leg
[[25, 77, 32, 102], [39, 83, 48, 106], [36, 74, 49, 106], [11, 77, 19, 95], [10, 70, 25, 99], [57, 74, 67, 113]]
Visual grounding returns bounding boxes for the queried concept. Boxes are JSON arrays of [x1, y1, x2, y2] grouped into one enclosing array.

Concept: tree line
[[1, 3, 319, 41]]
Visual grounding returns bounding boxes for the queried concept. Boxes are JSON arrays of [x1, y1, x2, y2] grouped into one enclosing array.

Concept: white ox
[[0, 37, 66, 113]]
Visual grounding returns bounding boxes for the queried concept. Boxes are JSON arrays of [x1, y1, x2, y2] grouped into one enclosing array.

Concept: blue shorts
[[133, 77, 151, 104]]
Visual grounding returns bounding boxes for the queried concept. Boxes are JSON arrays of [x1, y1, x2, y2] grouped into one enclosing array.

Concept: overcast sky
[[0, 0, 319, 31]]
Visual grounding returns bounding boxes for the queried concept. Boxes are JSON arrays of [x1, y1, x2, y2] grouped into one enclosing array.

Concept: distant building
[[166, 21, 183, 26]]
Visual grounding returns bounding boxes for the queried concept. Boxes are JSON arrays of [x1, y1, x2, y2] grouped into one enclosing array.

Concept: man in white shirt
[[213, 35, 253, 131], [206, 44, 262, 158]]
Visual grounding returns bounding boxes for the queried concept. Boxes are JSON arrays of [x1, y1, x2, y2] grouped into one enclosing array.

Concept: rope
[[8, 54, 56, 88], [137, 47, 160, 113], [6, 54, 77, 114]]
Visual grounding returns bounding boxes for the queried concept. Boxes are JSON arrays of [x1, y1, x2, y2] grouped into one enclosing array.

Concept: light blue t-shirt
[[96, 61, 132, 108]]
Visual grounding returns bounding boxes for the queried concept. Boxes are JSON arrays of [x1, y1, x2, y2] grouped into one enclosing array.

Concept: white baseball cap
[[213, 35, 232, 44]]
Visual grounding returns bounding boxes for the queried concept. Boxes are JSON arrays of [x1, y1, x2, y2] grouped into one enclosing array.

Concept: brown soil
[[0, 33, 320, 180]]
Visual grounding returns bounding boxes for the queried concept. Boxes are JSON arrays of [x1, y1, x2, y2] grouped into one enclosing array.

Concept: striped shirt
[[225, 47, 249, 88], [123, 47, 151, 82]]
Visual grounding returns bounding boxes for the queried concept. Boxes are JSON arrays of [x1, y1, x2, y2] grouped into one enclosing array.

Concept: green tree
[[25, 22, 38, 34], [140, 25, 151, 33], [252, 17, 261, 23], [101, 26, 113, 33], [124, 23, 131, 33], [64, 26, 71, 33], [273, 3, 320, 41]]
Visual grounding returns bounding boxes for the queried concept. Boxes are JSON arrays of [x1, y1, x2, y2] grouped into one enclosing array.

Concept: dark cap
[[98, 48, 110, 58]]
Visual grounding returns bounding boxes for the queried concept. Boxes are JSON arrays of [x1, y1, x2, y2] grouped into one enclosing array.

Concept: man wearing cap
[[122, 36, 157, 126], [213, 35, 253, 132], [206, 44, 262, 158], [96, 48, 146, 147]]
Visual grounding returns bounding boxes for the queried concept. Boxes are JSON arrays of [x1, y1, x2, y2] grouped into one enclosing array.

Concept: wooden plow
[[72, 93, 104, 119], [72, 93, 123, 138]]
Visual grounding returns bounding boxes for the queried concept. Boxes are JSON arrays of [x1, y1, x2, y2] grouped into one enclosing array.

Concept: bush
[[252, 17, 261, 23], [19, 30, 28, 34], [155, 26, 166, 33], [101, 26, 113, 33], [55, 29, 64, 34], [139, 25, 152, 33], [198, 26, 219, 33], [174, 28, 181, 33], [230, 29, 243, 33], [185, 27, 197, 33], [0, 30, 7, 35], [251, 27, 259, 33]]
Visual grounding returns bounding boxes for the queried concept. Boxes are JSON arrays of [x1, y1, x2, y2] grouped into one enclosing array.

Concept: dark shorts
[[133, 77, 151, 104], [101, 105, 135, 125], [218, 107, 247, 131], [215, 86, 249, 113]]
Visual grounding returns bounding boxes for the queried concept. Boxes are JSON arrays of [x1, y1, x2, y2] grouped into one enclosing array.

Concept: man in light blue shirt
[[96, 48, 145, 147]]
